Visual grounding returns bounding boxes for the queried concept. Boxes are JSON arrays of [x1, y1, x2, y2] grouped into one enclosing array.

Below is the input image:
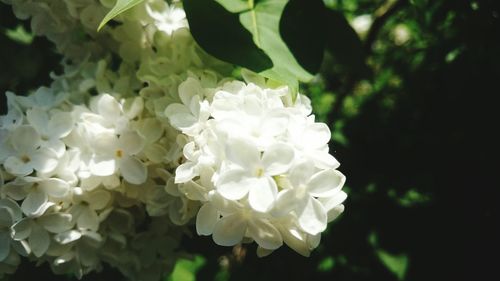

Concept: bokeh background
[[1, 0, 499, 280]]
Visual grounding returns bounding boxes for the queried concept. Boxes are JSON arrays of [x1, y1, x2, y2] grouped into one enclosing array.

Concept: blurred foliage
[[1, 0, 499, 280]]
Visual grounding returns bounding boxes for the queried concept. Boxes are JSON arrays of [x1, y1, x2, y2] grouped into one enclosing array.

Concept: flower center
[[115, 149, 123, 158], [21, 155, 31, 163], [255, 167, 264, 177]]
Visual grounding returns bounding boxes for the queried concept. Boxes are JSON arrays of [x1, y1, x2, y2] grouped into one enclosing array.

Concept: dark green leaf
[[239, 0, 314, 99], [216, 0, 250, 13], [167, 256, 206, 281], [325, 10, 369, 77], [184, 0, 273, 72], [376, 250, 409, 280], [280, 0, 327, 74], [98, 0, 145, 31]]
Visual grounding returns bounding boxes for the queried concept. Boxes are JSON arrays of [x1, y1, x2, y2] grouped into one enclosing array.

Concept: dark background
[[1, 0, 499, 280]]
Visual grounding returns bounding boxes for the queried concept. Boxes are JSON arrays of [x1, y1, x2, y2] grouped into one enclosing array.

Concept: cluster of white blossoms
[[165, 77, 347, 257], [0, 0, 347, 280]]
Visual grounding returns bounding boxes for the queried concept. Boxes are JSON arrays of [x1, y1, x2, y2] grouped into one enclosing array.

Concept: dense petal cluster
[[0, 0, 347, 280], [165, 79, 347, 256]]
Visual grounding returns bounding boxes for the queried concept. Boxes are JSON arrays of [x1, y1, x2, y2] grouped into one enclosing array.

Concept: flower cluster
[[165, 77, 347, 257], [0, 0, 347, 279]]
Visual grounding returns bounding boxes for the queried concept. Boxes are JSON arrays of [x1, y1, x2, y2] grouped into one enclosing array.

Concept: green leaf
[[376, 250, 409, 281], [324, 9, 370, 77], [216, 0, 250, 13], [98, 0, 145, 31], [317, 256, 335, 272], [184, 0, 273, 72], [5, 25, 34, 45], [239, 0, 314, 91], [167, 256, 206, 281], [280, 0, 327, 74]]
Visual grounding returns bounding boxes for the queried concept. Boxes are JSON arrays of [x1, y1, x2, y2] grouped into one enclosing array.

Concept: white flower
[[0, 199, 25, 261], [11, 212, 73, 257], [88, 131, 147, 185], [3, 125, 59, 176], [146, 1, 188, 35], [287, 119, 340, 169], [69, 189, 112, 232], [273, 161, 346, 235], [165, 77, 210, 137], [26, 107, 73, 157], [217, 139, 294, 212], [2, 176, 70, 217], [197, 196, 283, 250]]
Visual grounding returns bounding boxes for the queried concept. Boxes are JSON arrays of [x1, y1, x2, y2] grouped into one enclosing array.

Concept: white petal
[[165, 104, 196, 130], [11, 125, 40, 152], [10, 219, 32, 240], [261, 110, 289, 137], [225, 138, 260, 169], [29, 223, 50, 257], [165, 178, 181, 196], [189, 95, 201, 117], [0, 232, 11, 261], [174, 161, 197, 183], [309, 150, 340, 169], [216, 169, 252, 201], [297, 198, 327, 235], [196, 203, 219, 236], [38, 213, 73, 233], [45, 139, 66, 158], [178, 77, 202, 106], [281, 226, 311, 257], [77, 207, 99, 231], [261, 143, 294, 175], [327, 205, 345, 222], [212, 214, 247, 246], [137, 118, 163, 143], [118, 131, 144, 155], [248, 219, 283, 250], [289, 161, 317, 187], [97, 94, 122, 121], [144, 144, 167, 163], [119, 155, 147, 185], [21, 189, 49, 217], [54, 252, 75, 265], [89, 156, 116, 176], [26, 108, 49, 135], [86, 190, 111, 210], [248, 177, 278, 212], [11, 240, 30, 257], [92, 132, 117, 153], [48, 112, 73, 138], [272, 189, 298, 217], [256, 247, 274, 258], [0, 198, 22, 222], [39, 178, 70, 198], [0, 207, 14, 227], [307, 170, 346, 198], [54, 230, 82, 244], [180, 181, 207, 201], [4, 156, 33, 176], [320, 190, 348, 211], [123, 97, 144, 119], [307, 232, 322, 249], [303, 123, 331, 149], [1, 183, 28, 201], [30, 148, 58, 174], [80, 176, 101, 191]]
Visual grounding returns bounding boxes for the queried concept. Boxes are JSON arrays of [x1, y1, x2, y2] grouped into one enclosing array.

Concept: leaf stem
[[247, 0, 261, 46]]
